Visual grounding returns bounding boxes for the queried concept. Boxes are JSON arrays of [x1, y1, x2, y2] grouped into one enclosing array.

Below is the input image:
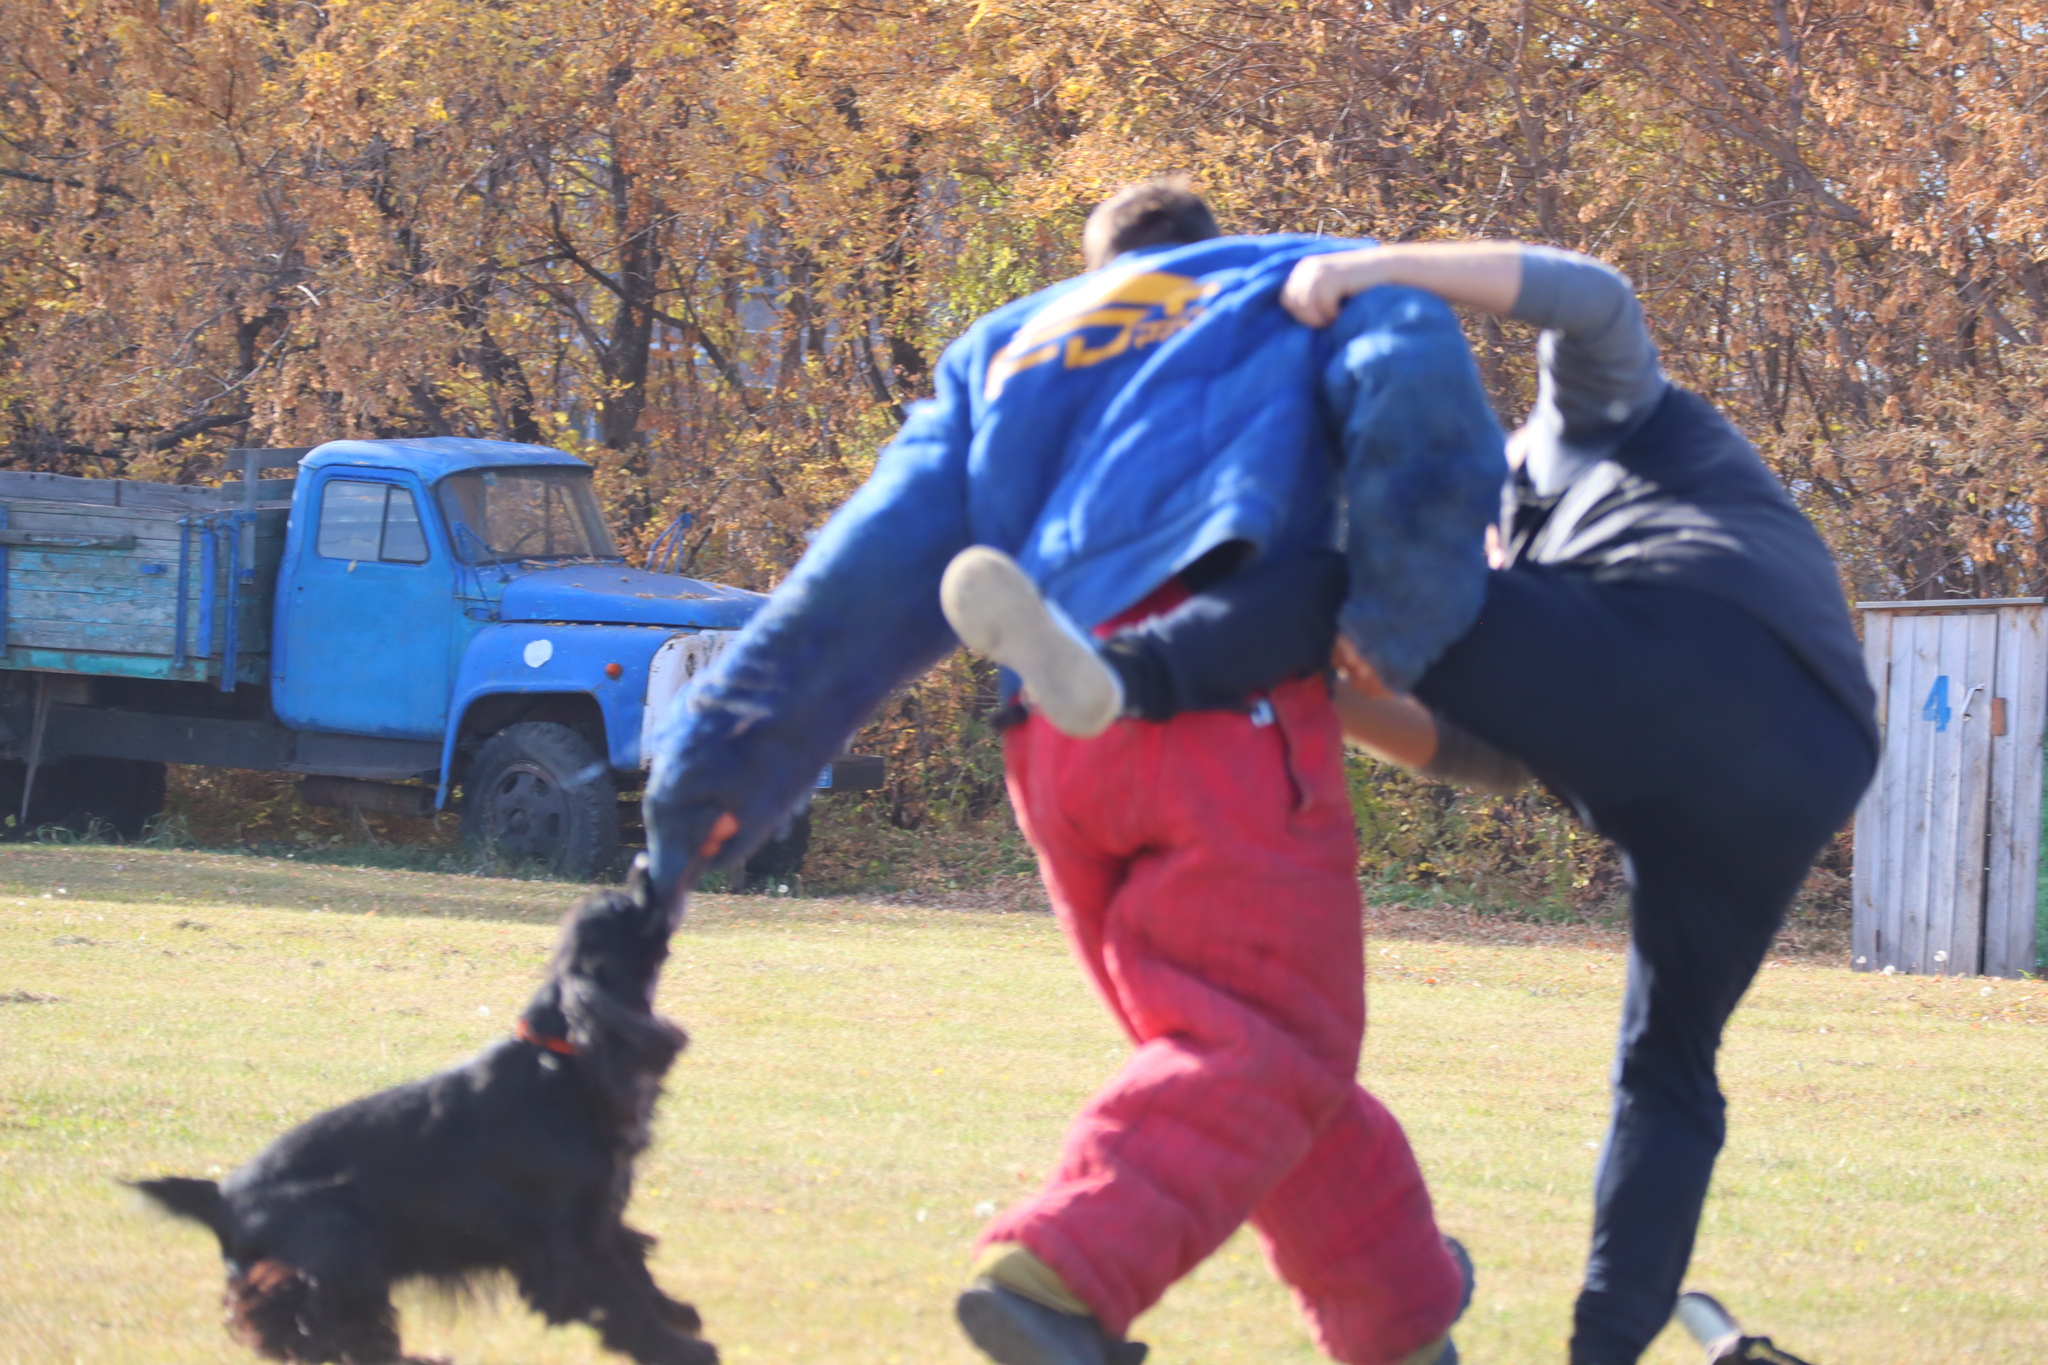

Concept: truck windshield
[[437, 468, 618, 564]]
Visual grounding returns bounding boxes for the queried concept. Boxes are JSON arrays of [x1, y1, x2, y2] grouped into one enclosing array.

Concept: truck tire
[[460, 722, 619, 880], [739, 809, 811, 891], [0, 758, 167, 841]]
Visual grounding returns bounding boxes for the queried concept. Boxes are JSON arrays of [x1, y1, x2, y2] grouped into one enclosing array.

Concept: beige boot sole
[[940, 547, 1123, 739]]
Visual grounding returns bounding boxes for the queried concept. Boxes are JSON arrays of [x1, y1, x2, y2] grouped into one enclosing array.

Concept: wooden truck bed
[[0, 471, 289, 686]]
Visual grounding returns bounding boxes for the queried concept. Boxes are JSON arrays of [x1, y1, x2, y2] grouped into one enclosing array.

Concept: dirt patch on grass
[[1361, 897, 1850, 963]]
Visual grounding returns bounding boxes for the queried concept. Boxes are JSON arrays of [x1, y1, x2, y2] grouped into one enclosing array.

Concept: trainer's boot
[[1410, 1235, 1477, 1365], [956, 1281, 1147, 1365], [957, 1234, 1463, 1365], [940, 546, 1124, 739]]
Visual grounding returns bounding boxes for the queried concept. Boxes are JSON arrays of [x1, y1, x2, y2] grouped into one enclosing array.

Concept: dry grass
[[0, 845, 2042, 1365]]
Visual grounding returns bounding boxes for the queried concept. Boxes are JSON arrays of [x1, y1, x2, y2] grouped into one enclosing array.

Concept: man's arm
[[1285, 240, 1665, 446], [1331, 666, 1438, 769], [641, 349, 976, 907], [1284, 241, 1523, 322], [1509, 246, 1664, 444], [1332, 651, 1531, 795]]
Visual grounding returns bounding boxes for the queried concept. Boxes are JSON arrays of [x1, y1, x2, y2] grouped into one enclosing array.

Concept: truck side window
[[317, 479, 430, 565], [381, 488, 429, 563]]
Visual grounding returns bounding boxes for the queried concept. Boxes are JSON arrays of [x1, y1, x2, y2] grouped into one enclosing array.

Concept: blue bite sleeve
[[1323, 285, 1507, 692], [642, 368, 974, 902]]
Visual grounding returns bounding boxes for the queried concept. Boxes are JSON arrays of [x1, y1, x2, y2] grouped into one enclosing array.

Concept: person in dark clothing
[[942, 240, 1878, 1365]]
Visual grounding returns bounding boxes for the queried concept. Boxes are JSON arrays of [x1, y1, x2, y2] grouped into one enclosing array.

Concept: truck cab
[[270, 438, 870, 877], [273, 440, 752, 751]]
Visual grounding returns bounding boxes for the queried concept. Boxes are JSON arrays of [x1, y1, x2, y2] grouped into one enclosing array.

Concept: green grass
[[0, 846, 2043, 1365]]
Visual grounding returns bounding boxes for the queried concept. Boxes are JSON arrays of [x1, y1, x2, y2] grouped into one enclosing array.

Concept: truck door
[[272, 470, 454, 739]]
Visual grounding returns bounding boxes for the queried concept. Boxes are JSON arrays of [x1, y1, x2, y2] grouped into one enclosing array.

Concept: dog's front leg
[[614, 1232, 704, 1339], [518, 1250, 715, 1365], [650, 1285, 703, 1337], [586, 1289, 718, 1365]]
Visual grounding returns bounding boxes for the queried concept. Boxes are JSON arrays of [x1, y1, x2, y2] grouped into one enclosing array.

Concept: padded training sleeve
[[1324, 286, 1508, 692], [641, 346, 976, 899]]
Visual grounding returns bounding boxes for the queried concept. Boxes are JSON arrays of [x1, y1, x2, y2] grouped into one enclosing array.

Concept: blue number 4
[[1922, 675, 1952, 732]]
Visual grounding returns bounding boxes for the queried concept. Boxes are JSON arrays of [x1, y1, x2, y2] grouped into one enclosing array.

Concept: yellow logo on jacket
[[984, 269, 1219, 400]]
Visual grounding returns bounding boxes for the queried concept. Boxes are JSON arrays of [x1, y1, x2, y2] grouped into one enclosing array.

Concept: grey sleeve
[[1510, 246, 1665, 442]]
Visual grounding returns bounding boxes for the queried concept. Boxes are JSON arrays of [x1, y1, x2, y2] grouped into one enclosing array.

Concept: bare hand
[[1281, 249, 1385, 328], [698, 811, 740, 859], [1330, 636, 1394, 699]]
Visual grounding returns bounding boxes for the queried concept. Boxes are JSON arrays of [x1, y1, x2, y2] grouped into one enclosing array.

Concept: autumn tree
[[8, 0, 2048, 848]]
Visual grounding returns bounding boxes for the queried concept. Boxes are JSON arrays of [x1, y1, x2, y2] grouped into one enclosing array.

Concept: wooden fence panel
[[1881, 615, 1920, 970], [1950, 612, 1998, 972], [1907, 617, 1952, 970]]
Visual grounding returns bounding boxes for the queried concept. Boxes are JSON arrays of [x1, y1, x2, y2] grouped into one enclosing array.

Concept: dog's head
[[521, 880, 687, 1133], [550, 882, 673, 1010]]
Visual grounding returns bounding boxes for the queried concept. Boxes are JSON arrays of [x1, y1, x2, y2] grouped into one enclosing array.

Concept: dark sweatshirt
[[1501, 247, 1877, 744]]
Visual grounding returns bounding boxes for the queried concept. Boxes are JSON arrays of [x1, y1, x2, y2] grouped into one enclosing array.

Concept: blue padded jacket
[[644, 234, 1505, 896]]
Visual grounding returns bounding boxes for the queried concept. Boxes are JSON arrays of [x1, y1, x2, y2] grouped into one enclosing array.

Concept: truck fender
[[436, 622, 678, 807]]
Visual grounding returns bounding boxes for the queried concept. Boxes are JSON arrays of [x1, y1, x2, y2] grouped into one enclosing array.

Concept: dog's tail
[[130, 1176, 229, 1245]]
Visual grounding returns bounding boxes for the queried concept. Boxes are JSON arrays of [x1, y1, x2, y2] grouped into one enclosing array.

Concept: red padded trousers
[[980, 675, 1463, 1364]]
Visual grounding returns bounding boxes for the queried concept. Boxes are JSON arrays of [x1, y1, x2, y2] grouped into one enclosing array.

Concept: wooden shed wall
[[1852, 599, 2045, 978]]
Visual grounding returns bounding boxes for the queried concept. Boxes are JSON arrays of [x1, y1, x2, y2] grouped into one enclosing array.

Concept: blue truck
[[0, 437, 878, 879]]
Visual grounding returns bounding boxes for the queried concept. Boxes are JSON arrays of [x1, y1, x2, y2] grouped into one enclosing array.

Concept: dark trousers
[[1414, 568, 1875, 1364]]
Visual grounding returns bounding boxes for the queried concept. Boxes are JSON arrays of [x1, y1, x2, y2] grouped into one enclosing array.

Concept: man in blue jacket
[[644, 182, 1504, 1365]]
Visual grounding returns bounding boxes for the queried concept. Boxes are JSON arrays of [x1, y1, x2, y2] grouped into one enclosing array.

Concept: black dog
[[134, 881, 714, 1365]]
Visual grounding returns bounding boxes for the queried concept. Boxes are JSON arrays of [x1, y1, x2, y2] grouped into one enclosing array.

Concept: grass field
[[1, 846, 2043, 1365]]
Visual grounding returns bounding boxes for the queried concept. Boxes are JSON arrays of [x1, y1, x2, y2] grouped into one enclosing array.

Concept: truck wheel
[[0, 758, 167, 841], [460, 723, 619, 880], [740, 810, 811, 891]]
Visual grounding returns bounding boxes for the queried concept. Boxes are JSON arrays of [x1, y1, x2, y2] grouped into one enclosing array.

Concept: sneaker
[[955, 1280, 1148, 1365], [940, 547, 1124, 738]]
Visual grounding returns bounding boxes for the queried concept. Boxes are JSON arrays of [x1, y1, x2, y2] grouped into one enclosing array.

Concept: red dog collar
[[515, 1018, 578, 1057]]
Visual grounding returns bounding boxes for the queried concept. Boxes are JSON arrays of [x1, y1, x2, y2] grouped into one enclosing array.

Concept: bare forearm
[[1333, 679, 1440, 769], [1283, 241, 1523, 326], [1332, 678, 1534, 793], [1287, 241, 1665, 443]]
